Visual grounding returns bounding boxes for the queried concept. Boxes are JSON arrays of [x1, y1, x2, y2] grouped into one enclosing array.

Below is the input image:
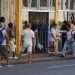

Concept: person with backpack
[[0, 17, 9, 68]]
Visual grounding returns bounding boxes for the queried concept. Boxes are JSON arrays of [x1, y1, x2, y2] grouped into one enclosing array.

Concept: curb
[[8, 55, 75, 64]]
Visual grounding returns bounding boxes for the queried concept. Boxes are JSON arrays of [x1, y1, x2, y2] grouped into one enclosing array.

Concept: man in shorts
[[22, 22, 35, 63]]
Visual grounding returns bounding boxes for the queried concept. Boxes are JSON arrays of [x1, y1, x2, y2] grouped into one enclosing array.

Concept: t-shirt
[[49, 27, 56, 42], [67, 31, 72, 41], [22, 28, 35, 47], [67, 30, 74, 41], [0, 28, 7, 45]]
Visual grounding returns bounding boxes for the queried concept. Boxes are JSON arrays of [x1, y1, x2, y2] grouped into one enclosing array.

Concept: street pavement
[[0, 59, 75, 75]]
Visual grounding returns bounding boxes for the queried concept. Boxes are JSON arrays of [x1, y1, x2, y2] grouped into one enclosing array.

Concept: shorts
[[23, 44, 32, 53], [9, 39, 16, 52], [0, 45, 8, 60]]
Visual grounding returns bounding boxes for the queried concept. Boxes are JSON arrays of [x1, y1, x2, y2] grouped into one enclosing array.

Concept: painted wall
[[22, 7, 29, 22], [1, 0, 15, 24]]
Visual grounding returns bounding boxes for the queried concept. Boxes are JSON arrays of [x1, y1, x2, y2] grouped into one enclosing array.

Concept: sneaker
[[14, 56, 18, 59], [60, 52, 65, 57]]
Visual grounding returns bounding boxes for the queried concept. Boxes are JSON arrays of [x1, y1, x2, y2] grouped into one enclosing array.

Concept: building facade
[[0, 0, 75, 24], [22, 0, 75, 24], [0, 0, 16, 24], [0, 0, 75, 54]]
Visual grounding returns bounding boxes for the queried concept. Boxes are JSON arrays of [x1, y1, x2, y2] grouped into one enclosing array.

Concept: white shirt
[[67, 30, 75, 41], [49, 27, 57, 42], [22, 28, 35, 47], [67, 30, 72, 41]]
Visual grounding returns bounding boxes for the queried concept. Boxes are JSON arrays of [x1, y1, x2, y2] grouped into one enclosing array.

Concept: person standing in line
[[21, 22, 35, 63]]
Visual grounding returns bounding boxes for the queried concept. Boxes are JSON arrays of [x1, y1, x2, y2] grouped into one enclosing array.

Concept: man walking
[[0, 17, 9, 68], [22, 22, 35, 63]]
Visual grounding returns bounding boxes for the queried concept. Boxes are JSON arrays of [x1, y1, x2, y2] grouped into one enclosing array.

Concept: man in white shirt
[[22, 22, 35, 63]]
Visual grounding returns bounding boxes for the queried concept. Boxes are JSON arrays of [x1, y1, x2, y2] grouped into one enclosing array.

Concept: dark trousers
[[0, 45, 8, 60]]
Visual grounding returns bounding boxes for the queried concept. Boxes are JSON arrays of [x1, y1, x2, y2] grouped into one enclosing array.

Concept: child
[[9, 37, 18, 59], [7, 22, 18, 59]]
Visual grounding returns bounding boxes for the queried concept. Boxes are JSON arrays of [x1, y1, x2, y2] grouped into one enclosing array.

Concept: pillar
[[55, 0, 61, 23], [16, 0, 22, 55], [55, 0, 61, 53]]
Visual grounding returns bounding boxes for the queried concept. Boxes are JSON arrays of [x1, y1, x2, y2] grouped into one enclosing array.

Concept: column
[[55, 0, 61, 53], [16, 0, 22, 55], [55, 0, 61, 23]]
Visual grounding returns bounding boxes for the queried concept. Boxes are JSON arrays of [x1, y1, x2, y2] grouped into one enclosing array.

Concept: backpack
[[0, 28, 5, 44]]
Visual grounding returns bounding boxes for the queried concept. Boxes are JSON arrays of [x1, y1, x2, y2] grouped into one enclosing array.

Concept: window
[[40, 0, 48, 7], [31, 0, 37, 7], [65, 0, 75, 10], [23, 0, 28, 7], [70, 0, 75, 10], [50, 0, 55, 10], [61, 0, 63, 10], [65, 0, 68, 9], [50, 0, 55, 7], [52, 0, 55, 7]]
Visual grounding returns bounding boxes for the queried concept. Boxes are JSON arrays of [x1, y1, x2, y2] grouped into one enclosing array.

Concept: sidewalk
[[6, 55, 75, 64], [0, 54, 75, 65]]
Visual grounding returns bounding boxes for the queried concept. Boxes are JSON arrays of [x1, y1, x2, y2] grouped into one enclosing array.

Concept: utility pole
[[55, 0, 61, 53], [55, 0, 61, 24], [16, 0, 22, 55]]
